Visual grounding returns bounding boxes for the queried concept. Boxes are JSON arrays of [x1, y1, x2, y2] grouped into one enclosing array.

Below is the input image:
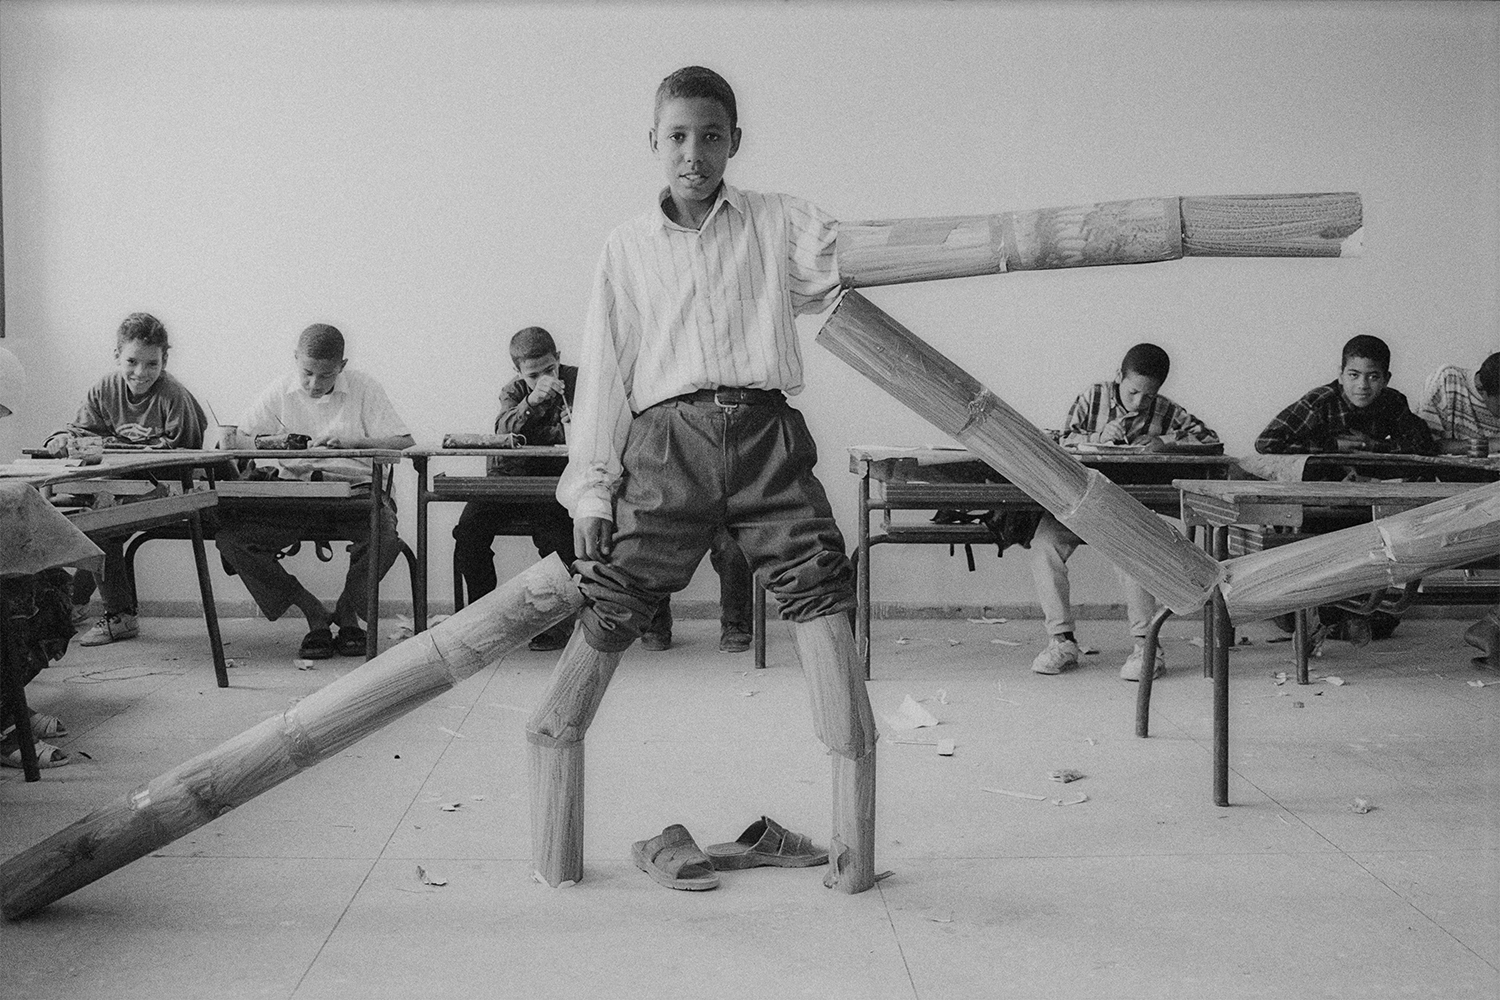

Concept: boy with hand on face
[[1030, 343, 1220, 680], [453, 326, 579, 651], [1255, 334, 1436, 457], [44, 312, 208, 645], [216, 324, 414, 660]]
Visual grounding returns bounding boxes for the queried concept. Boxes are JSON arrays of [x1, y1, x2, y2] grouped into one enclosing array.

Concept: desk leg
[[1134, 608, 1172, 738], [187, 509, 229, 689], [1294, 608, 1311, 685], [366, 464, 385, 661], [856, 473, 871, 680], [414, 456, 428, 634], [753, 584, 767, 669], [0, 610, 41, 781], [1205, 526, 1227, 679], [1213, 588, 1231, 807]]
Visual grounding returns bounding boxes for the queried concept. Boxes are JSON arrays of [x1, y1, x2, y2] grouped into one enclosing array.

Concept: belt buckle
[[712, 390, 740, 410]]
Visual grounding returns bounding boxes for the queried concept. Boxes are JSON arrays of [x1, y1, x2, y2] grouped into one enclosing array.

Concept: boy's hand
[[1096, 420, 1129, 444], [1140, 435, 1168, 453], [575, 516, 613, 562], [1334, 431, 1377, 452], [528, 374, 566, 406], [43, 435, 71, 458]]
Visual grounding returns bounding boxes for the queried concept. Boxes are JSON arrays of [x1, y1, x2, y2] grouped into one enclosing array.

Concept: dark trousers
[[453, 499, 577, 603], [216, 493, 399, 624], [578, 396, 854, 652], [644, 528, 753, 636]]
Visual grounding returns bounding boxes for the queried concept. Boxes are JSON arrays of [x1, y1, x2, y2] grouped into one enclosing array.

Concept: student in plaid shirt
[[1254, 335, 1436, 456], [1418, 352, 1500, 454], [1031, 343, 1220, 681]]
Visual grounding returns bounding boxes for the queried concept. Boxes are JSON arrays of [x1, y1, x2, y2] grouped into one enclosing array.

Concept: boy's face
[[116, 341, 166, 396], [515, 353, 560, 389], [1338, 355, 1388, 409], [650, 96, 740, 217], [1116, 371, 1163, 414], [295, 351, 346, 399]]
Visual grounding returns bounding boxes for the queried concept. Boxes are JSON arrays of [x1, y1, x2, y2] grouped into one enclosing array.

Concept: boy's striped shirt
[[560, 184, 840, 521], [1418, 364, 1500, 444]]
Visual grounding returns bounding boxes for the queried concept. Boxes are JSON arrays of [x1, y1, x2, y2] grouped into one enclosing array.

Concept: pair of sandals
[[1, 713, 71, 769], [299, 624, 367, 659], [631, 816, 827, 891]]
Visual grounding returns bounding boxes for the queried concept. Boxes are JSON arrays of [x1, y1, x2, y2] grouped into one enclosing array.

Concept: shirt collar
[[655, 182, 744, 231]]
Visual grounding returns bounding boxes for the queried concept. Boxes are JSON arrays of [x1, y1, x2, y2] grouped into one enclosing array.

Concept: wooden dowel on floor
[[1220, 482, 1500, 625], [817, 291, 1222, 615], [2, 555, 584, 921], [836, 192, 1361, 287]]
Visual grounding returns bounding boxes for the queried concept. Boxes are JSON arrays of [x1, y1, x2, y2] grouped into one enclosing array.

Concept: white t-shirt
[[237, 368, 409, 483]]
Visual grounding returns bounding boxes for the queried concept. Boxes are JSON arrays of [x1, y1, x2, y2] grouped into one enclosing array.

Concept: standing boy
[[1255, 334, 1436, 457], [216, 324, 414, 659], [529, 66, 876, 893], [453, 326, 580, 651], [1029, 343, 1219, 680], [44, 312, 208, 646]]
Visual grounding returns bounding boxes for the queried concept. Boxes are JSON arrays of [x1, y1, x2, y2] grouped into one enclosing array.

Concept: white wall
[[3, 0, 1498, 616]]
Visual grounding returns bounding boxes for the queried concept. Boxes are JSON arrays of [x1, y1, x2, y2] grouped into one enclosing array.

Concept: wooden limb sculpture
[[835, 192, 1362, 287], [525, 627, 622, 887], [818, 292, 1223, 616], [1220, 482, 1500, 625], [2, 555, 583, 921], [791, 614, 878, 894]]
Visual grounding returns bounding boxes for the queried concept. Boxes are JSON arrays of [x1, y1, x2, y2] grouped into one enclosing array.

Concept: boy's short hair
[[510, 326, 558, 365], [655, 66, 737, 131], [116, 312, 170, 354], [297, 323, 346, 361], [1121, 343, 1170, 384], [1477, 352, 1500, 396], [1341, 334, 1390, 373]]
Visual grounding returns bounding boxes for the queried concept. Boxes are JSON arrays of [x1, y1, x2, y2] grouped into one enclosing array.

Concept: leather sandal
[[335, 625, 368, 657], [298, 627, 337, 660], [631, 824, 720, 891], [705, 816, 828, 870]]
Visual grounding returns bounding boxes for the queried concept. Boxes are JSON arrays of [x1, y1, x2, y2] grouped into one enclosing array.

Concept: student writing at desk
[[1254, 334, 1437, 644], [1029, 343, 1220, 680], [216, 324, 413, 660], [1418, 351, 1500, 456], [41, 312, 208, 647]]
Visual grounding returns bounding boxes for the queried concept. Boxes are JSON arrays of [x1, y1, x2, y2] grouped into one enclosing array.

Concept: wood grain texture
[[1221, 481, 1500, 623], [835, 192, 1362, 287], [817, 292, 1222, 614], [2, 555, 583, 920]]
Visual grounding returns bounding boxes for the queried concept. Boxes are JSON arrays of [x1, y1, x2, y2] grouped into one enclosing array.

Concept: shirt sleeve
[[1164, 402, 1219, 444], [1416, 366, 1459, 441], [1255, 393, 1328, 454], [496, 377, 555, 438], [558, 243, 635, 522], [157, 378, 208, 448], [1057, 390, 1096, 446], [786, 197, 841, 317], [356, 376, 411, 439], [236, 384, 282, 438], [1393, 409, 1440, 456], [57, 382, 116, 441]]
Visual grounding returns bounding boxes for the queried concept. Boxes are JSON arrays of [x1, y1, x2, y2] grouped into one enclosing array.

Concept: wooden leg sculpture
[[792, 614, 878, 894], [525, 627, 622, 887], [3, 555, 583, 920]]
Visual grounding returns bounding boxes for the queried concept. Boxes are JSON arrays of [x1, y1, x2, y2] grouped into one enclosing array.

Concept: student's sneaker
[[79, 612, 140, 647], [1119, 641, 1165, 682], [1031, 637, 1080, 675]]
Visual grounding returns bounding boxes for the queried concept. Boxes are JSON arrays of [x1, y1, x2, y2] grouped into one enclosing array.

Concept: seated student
[[639, 528, 755, 653], [42, 312, 208, 646], [1418, 352, 1500, 455], [1030, 343, 1220, 680], [1254, 334, 1437, 457], [453, 326, 579, 651], [216, 324, 413, 659], [1255, 334, 1436, 644]]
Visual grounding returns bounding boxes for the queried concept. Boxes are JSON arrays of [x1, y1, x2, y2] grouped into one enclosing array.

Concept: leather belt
[[670, 387, 786, 408]]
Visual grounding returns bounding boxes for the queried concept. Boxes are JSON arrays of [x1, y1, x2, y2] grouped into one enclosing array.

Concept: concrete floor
[[3, 613, 1497, 1000]]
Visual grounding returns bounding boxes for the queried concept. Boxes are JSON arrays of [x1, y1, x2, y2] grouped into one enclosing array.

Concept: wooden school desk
[[407, 445, 772, 666], [3, 451, 230, 686], [1140, 478, 1493, 807], [848, 445, 1239, 677]]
